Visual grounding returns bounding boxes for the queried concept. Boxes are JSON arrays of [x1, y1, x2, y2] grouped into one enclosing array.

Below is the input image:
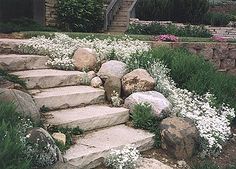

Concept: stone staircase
[[0, 42, 154, 168], [107, 0, 135, 33]]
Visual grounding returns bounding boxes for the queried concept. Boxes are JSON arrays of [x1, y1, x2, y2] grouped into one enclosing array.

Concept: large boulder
[[0, 88, 40, 122], [73, 48, 97, 71], [137, 158, 173, 169], [160, 117, 199, 159], [97, 60, 127, 80], [27, 128, 62, 167], [122, 69, 155, 96], [104, 76, 121, 101], [124, 91, 172, 118]]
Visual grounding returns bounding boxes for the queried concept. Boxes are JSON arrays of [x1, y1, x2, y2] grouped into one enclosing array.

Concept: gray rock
[[124, 91, 172, 118], [104, 76, 121, 101], [27, 128, 62, 167], [97, 60, 127, 80], [122, 69, 155, 96], [91, 77, 103, 88], [73, 48, 97, 71], [0, 88, 40, 122], [160, 117, 199, 159]]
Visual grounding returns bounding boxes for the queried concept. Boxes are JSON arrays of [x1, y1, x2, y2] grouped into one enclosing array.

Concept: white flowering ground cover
[[19, 33, 235, 157]]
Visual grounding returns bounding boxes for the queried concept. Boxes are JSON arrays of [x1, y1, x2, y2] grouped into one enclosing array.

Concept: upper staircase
[[105, 0, 137, 33]]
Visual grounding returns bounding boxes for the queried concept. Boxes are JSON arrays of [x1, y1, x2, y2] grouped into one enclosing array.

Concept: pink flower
[[211, 36, 227, 42], [152, 34, 178, 42]]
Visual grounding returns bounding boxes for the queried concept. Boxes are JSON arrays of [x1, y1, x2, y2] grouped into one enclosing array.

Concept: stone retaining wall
[[45, 0, 57, 26], [151, 41, 236, 75]]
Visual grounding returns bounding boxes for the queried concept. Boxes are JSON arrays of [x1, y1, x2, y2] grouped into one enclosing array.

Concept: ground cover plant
[[19, 33, 236, 157]]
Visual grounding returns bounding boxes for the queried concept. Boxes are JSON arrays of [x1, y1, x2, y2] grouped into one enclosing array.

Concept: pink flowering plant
[[211, 36, 227, 42], [153, 34, 178, 42]]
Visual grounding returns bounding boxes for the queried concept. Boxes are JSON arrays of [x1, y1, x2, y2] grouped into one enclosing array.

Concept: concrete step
[[63, 125, 154, 168], [0, 54, 49, 71], [45, 105, 129, 131], [30, 86, 105, 110], [12, 69, 88, 89]]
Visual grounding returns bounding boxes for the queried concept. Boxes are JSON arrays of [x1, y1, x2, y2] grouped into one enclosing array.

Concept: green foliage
[[57, 0, 104, 32], [127, 23, 212, 37], [203, 12, 235, 26], [0, 18, 57, 33], [0, 101, 31, 169], [131, 103, 161, 147], [0, 69, 26, 88], [192, 161, 220, 169], [136, 0, 209, 24], [48, 126, 83, 152]]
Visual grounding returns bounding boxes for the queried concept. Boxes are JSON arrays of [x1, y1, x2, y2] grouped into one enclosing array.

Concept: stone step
[[109, 26, 128, 32], [45, 105, 129, 131], [111, 21, 128, 27], [63, 125, 154, 169], [114, 16, 128, 22], [0, 54, 49, 71], [30, 86, 105, 110], [12, 69, 88, 89], [0, 39, 27, 54]]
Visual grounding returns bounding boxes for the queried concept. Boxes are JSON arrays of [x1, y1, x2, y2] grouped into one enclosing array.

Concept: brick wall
[[151, 41, 236, 75]]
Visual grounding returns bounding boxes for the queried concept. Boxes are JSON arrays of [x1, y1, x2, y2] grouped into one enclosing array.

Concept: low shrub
[[0, 18, 57, 33], [57, 0, 104, 32], [131, 103, 161, 147], [127, 23, 212, 38], [135, 0, 209, 24], [203, 12, 235, 26]]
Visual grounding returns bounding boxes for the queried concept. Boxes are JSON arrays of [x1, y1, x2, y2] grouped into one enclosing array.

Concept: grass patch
[[131, 103, 161, 147]]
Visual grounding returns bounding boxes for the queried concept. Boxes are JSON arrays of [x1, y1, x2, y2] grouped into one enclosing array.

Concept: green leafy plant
[[57, 0, 104, 32], [48, 126, 83, 152], [203, 12, 235, 26], [131, 103, 161, 147], [0, 69, 26, 88]]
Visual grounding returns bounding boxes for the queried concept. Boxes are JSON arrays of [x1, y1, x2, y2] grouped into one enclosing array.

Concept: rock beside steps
[[0, 50, 155, 169]]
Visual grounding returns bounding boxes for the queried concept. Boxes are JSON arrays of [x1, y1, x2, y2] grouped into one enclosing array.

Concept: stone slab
[[45, 105, 129, 131], [12, 69, 87, 89], [63, 125, 154, 169], [30, 86, 105, 110], [0, 54, 49, 71]]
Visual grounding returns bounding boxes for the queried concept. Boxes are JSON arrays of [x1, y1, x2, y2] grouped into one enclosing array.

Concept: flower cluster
[[105, 144, 140, 169], [211, 36, 227, 42], [111, 91, 123, 107], [19, 33, 150, 70], [153, 34, 178, 42]]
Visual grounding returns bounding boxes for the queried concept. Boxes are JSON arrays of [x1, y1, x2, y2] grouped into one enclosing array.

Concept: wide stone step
[[111, 21, 128, 27], [45, 105, 129, 131], [12, 69, 87, 89], [0, 54, 49, 71], [30, 86, 105, 110], [63, 125, 154, 169]]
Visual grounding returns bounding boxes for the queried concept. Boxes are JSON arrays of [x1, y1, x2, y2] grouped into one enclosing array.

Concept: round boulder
[[124, 91, 172, 118], [27, 128, 62, 167], [122, 69, 155, 96], [160, 117, 199, 159], [0, 88, 40, 122], [104, 76, 121, 101], [97, 60, 127, 80], [91, 77, 103, 88], [73, 48, 97, 71]]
